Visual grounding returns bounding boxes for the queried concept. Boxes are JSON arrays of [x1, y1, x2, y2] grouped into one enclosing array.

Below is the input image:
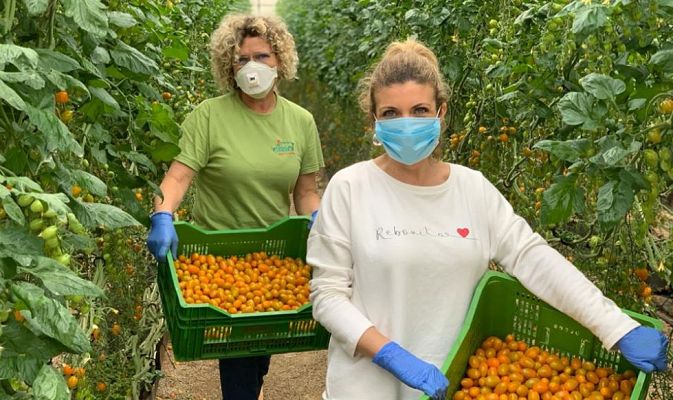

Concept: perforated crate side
[[420, 271, 662, 400]]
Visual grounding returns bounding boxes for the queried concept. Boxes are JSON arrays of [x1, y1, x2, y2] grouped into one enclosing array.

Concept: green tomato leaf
[[22, 0, 49, 15], [0, 353, 43, 383], [649, 49, 673, 73], [60, 230, 96, 254], [150, 142, 181, 162], [110, 41, 159, 76], [597, 177, 635, 229], [80, 57, 103, 78], [4, 147, 28, 175], [0, 358, 41, 383], [557, 92, 606, 130], [65, 168, 107, 197], [514, 8, 536, 24], [621, 168, 648, 191], [108, 11, 137, 28], [35, 49, 81, 73], [556, 1, 584, 17], [572, 4, 609, 35], [162, 41, 189, 61], [21, 257, 104, 298], [145, 103, 180, 143], [0, 257, 19, 280], [42, 69, 66, 90], [42, 69, 89, 98], [126, 151, 157, 174], [30, 192, 71, 218], [0, 318, 69, 362], [3, 176, 43, 192], [589, 136, 641, 166], [532, 138, 591, 162], [32, 365, 70, 400], [70, 201, 141, 230], [579, 73, 625, 100], [0, 79, 27, 111], [24, 104, 84, 157], [10, 282, 91, 353], [0, 44, 39, 68], [0, 226, 42, 266], [627, 98, 647, 111], [61, 0, 109, 37], [0, 71, 45, 90], [91, 46, 111, 64], [89, 86, 120, 110], [540, 174, 584, 225], [2, 196, 25, 225]]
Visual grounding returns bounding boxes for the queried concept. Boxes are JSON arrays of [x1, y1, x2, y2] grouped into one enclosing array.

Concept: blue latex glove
[[617, 326, 669, 373], [146, 211, 178, 262], [372, 341, 448, 399], [308, 209, 318, 230]]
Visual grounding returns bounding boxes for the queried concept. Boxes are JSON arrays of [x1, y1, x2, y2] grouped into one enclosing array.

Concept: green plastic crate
[[419, 271, 662, 400], [157, 216, 330, 361]]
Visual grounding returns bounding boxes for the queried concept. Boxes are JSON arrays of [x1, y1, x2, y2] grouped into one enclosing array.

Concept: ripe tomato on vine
[[55, 90, 69, 104]]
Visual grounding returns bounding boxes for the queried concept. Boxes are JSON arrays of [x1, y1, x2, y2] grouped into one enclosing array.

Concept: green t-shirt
[[174, 93, 324, 230]]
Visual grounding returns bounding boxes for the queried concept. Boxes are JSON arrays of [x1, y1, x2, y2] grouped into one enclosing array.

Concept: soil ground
[[155, 337, 326, 400]]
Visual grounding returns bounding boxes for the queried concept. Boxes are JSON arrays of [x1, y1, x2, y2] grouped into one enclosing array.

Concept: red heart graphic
[[457, 228, 469, 238]]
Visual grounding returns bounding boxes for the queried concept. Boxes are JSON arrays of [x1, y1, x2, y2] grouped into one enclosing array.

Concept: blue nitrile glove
[[617, 326, 669, 373], [146, 211, 178, 262], [308, 209, 318, 230], [372, 341, 448, 399]]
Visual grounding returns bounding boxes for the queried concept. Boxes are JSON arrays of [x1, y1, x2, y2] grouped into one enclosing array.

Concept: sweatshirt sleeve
[[482, 175, 639, 350], [307, 173, 374, 356]]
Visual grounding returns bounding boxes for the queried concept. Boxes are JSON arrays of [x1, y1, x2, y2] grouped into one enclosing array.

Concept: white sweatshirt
[[307, 160, 639, 400]]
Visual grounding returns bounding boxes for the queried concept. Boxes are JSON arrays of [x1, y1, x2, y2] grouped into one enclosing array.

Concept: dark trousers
[[219, 356, 271, 400]]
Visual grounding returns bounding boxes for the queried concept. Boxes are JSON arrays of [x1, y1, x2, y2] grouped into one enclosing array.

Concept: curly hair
[[358, 38, 450, 120], [210, 14, 298, 93]]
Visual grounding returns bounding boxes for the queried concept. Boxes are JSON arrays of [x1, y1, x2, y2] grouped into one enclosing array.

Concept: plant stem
[[0, 105, 15, 136], [3, 0, 15, 39], [46, 0, 57, 49]]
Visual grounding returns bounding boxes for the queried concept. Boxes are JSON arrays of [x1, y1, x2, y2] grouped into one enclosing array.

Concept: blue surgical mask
[[374, 112, 441, 165]]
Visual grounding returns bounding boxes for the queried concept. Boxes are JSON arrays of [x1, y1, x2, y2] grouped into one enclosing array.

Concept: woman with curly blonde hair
[[147, 13, 324, 400]]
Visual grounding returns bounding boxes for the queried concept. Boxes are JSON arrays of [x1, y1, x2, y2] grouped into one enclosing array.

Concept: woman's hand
[[372, 341, 449, 399], [146, 211, 178, 262], [308, 209, 318, 229], [617, 326, 669, 372]]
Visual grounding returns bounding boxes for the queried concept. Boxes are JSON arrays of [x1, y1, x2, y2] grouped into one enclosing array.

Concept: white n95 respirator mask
[[234, 61, 278, 99]]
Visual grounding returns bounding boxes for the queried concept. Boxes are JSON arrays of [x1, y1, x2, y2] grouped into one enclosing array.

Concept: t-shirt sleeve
[[174, 107, 210, 172], [307, 173, 374, 356], [299, 115, 324, 175], [482, 174, 638, 350]]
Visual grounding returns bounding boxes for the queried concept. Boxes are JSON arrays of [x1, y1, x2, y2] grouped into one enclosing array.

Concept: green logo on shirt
[[272, 138, 296, 156]]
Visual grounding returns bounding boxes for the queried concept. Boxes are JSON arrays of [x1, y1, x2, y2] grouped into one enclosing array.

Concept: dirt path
[[155, 337, 326, 400]]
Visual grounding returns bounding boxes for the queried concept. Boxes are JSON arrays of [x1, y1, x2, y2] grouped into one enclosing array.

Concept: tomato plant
[[1, 0, 249, 398]]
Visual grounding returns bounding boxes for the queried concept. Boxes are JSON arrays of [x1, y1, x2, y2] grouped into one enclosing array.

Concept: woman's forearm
[[356, 326, 391, 358], [293, 172, 321, 215], [294, 190, 321, 215], [153, 161, 196, 213]]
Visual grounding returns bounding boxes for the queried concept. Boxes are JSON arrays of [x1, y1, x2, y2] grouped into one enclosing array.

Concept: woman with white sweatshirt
[[306, 38, 668, 400]]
